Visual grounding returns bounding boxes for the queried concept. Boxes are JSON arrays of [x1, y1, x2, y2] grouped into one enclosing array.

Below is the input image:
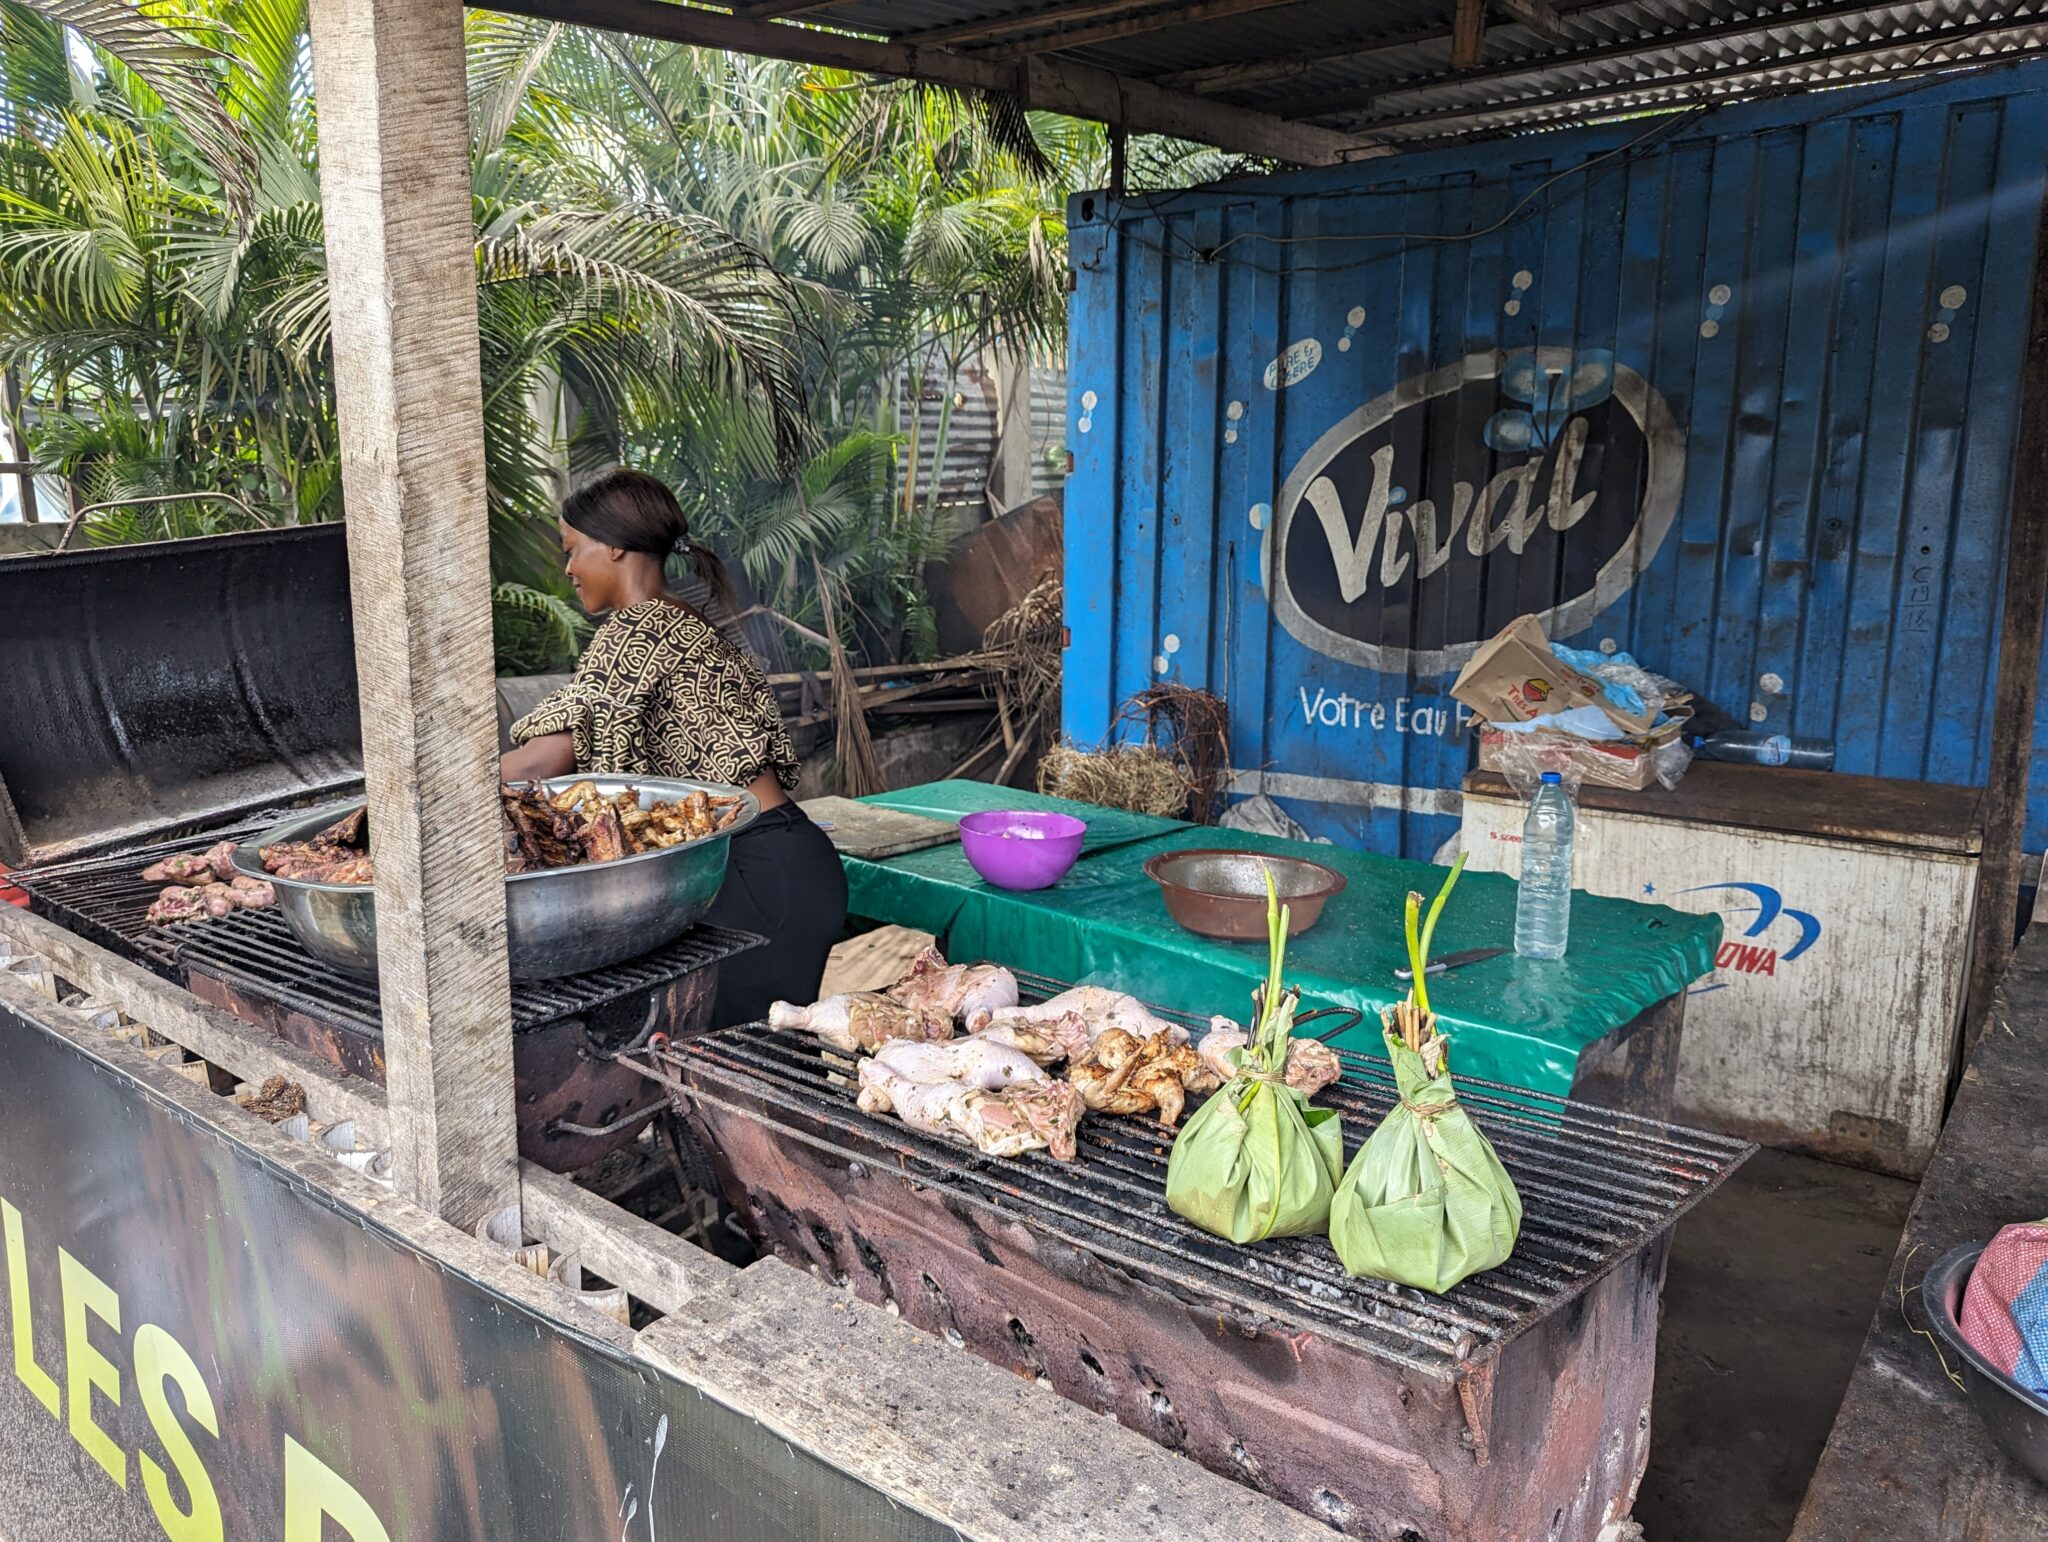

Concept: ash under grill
[[656, 995, 1749, 1539]]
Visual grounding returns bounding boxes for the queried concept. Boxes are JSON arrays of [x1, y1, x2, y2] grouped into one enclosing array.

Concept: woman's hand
[[502, 733, 575, 782]]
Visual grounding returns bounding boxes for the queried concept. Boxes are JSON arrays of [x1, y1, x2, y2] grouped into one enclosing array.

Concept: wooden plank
[[799, 797, 961, 861], [1451, 0, 1487, 69], [519, 1163, 731, 1316], [1496, 0, 1563, 36], [1463, 764, 1984, 855], [309, 0, 520, 1230], [484, 0, 1378, 166], [1965, 187, 2048, 1052], [0, 905, 391, 1146]]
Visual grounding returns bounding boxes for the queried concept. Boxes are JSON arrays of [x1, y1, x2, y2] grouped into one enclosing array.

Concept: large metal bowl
[[1924, 1242, 2048, 1486], [1142, 848, 1347, 940], [232, 775, 759, 982]]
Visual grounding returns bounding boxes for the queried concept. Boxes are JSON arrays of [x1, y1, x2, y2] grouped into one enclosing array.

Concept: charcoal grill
[[16, 834, 763, 1172], [644, 985, 1750, 1541]]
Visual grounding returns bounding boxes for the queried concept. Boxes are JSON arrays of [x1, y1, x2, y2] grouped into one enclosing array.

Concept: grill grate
[[658, 1009, 1750, 1379], [14, 812, 315, 976], [174, 907, 761, 1034]]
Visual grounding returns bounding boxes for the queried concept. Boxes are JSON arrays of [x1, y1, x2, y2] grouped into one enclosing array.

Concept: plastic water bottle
[[1694, 730, 1834, 770], [1515, 772, 1575, 961]]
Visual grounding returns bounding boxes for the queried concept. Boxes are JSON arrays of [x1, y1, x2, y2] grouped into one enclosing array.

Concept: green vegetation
[[0, 1, 1253, 668]]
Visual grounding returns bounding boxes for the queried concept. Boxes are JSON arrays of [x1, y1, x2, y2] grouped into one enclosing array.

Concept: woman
[[503, 468, 847, 1026]]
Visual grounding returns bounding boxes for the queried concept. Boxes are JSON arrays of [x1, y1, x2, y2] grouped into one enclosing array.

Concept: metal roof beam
[[917, 0, 1312, 55], [484, 0, 1383, 164], [1307, 12, 2048, 134], [1277, 0, 1991, 120], [897, 0, 1191, 49]]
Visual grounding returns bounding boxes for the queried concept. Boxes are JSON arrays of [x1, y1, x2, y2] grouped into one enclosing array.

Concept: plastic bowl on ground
[[1143, 848, 1347, 940], [1923, 1241, 2048, 1485], [958, 810, 1087, 891]]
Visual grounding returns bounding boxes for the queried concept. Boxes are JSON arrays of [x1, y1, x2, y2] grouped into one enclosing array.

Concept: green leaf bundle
[[1165, 867, 1343, 1243]]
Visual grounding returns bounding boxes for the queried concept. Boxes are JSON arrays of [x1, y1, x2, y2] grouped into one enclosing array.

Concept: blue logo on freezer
[[1679, 882, 1820, 993]]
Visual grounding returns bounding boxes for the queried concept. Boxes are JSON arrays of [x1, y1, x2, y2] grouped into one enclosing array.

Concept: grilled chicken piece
[[1197, 1018, 1343, 1097], [580, 806, 628, 864], [886, 946, 1020, 1031], [973, 1012, 1093, 1066], [856, 1065, 1085, 1160], [204, 840, 240, 881], [1067, 1028, 1220, 1128], [316, 806, 367, 848], [983, 986, 1189, 1050], [551, 779, 601, 814], [867, 1037, 1046, 1090], [769, 992, 954, 1054]]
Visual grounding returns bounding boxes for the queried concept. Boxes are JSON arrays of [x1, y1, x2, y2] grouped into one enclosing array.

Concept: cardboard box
[[1477, 718, 1688, 791], [1450, 616, 1610, 724]]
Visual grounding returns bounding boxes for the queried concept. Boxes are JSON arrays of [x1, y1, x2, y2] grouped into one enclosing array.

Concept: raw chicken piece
[[769, 992, 953, 1054], [142, 852, 215, 885], [1067, 1027, 1220, 1128], [886, 945, 1019, 1031], [973, 1011, 1092, 1065], [229, 875, 276, 909], [197, 882, 240, 919], [1197, 1017, 1343, 1097], [204, 839, 240, 881], [983, 986, 1190, 1050], [868, 1037, 1046, 1090], [856, 1064, 1084, 1160]]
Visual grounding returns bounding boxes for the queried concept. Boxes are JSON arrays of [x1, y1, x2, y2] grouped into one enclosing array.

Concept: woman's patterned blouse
[[510, 599, 800, 790]]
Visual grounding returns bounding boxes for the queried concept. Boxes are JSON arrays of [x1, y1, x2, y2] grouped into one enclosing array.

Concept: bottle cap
[[1540, 771, 1562, 785]]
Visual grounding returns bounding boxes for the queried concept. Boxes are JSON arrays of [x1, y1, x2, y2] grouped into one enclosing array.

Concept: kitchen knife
[[1393, 945, 1508, 982]]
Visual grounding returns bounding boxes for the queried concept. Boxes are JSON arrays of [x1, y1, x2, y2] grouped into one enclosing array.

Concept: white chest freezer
[[1460, 764, 1981, 1176]]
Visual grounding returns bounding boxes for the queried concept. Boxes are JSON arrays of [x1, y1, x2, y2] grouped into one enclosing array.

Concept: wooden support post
[[1452, 0, 1488, 69], [308, 0, 521, 1230], [1965, 193, 2048, 1052]]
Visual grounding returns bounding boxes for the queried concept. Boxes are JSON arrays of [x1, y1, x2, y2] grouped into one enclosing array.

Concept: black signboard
[[0, 1002, 954, 1542]]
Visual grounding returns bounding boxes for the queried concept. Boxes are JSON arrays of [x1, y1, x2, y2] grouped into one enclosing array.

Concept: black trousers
[[704, 803, 848, 1028]]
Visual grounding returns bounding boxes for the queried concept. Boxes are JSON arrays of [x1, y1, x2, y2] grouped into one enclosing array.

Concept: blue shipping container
[[1064, 63, 2048, 859]]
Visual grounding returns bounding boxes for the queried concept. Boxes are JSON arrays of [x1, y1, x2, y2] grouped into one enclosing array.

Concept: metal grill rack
[[653, 1019, 1751, 1378]]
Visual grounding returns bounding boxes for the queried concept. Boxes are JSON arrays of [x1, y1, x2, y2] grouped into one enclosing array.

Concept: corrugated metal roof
[[624, 0, 2048, 161]]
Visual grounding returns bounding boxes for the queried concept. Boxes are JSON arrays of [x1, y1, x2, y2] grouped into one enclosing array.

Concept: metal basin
[[232, 776, 759, 982], [1143, 848, 1347, 940], [1924, 1242, 2048, 1486]]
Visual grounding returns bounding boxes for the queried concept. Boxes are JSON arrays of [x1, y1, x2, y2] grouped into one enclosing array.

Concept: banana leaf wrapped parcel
[[1329, 857, 1523, 1293], [1166, 873, 1343, 1244]]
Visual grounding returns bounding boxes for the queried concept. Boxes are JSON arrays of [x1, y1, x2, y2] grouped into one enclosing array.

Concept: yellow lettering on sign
[[135, 1323, 222, 1542], [58, 1248, 124, 1488], [1, 1199, 59, 1419], [283, 1435, 392, 1542]]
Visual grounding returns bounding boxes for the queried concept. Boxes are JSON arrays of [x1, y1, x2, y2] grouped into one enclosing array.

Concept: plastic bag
[[1166, 868, 1344, 1243], [1486, 721, 1694, 797], [1328, 1020, 1523, 1292]]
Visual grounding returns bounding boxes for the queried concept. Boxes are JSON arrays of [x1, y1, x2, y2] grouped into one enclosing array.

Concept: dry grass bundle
[[949, 572, 1064, 786], [1036, 742, 1188, 817], [1118, 683, 1231, 824], [817, 561, 882, 798]]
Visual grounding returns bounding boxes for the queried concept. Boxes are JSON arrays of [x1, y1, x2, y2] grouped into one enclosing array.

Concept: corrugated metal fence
[[1065, 62, 2048, 857]]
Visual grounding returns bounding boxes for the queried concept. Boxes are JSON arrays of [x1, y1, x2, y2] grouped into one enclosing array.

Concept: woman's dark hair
[[561, 468, 735, 614]]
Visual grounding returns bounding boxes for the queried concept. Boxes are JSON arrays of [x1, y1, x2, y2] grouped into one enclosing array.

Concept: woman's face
[[559, 519, 624, 613]]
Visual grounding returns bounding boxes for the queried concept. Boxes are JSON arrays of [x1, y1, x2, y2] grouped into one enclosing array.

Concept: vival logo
[[1680, 882, 1820, 993]]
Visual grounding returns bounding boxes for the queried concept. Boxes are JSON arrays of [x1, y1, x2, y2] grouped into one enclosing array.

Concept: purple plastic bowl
[[958, 810, 1087, 890]]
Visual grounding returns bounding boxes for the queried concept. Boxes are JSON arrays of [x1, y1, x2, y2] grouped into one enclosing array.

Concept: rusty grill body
[[18, 831, 761, 1171], [654, 1007, 1748, 1541]]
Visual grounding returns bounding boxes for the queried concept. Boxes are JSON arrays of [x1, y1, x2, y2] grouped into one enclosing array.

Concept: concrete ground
[[1635, 1147, 1917, 1541]]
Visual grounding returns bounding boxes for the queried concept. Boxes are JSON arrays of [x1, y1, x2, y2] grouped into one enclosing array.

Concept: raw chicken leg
[[769, 992, 953, 1053], [983, 986, 1190, 1052], [886, 945, 1019, 1030], [856, 1064, 1084, 1160], [973, 1012, 1092, 1065], [868, 1037, 1046, 1090]]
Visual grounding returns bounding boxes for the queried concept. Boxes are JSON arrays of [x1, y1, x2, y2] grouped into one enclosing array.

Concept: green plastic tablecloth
[[842, 799, 1720, 1099], [860, 780, 1188, 853]]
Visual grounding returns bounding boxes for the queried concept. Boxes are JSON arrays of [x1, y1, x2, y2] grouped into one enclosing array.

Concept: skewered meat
[[1197, 1017, 1343, 1097], [856, 1064, 1085, 1160], [768, 992, 953, 1054], [1066, 1027, 1220, 1129], [885, 946, 1019, 1031], [983, 986, 1190, 1051], [866, 1037, 1046, 1090]]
